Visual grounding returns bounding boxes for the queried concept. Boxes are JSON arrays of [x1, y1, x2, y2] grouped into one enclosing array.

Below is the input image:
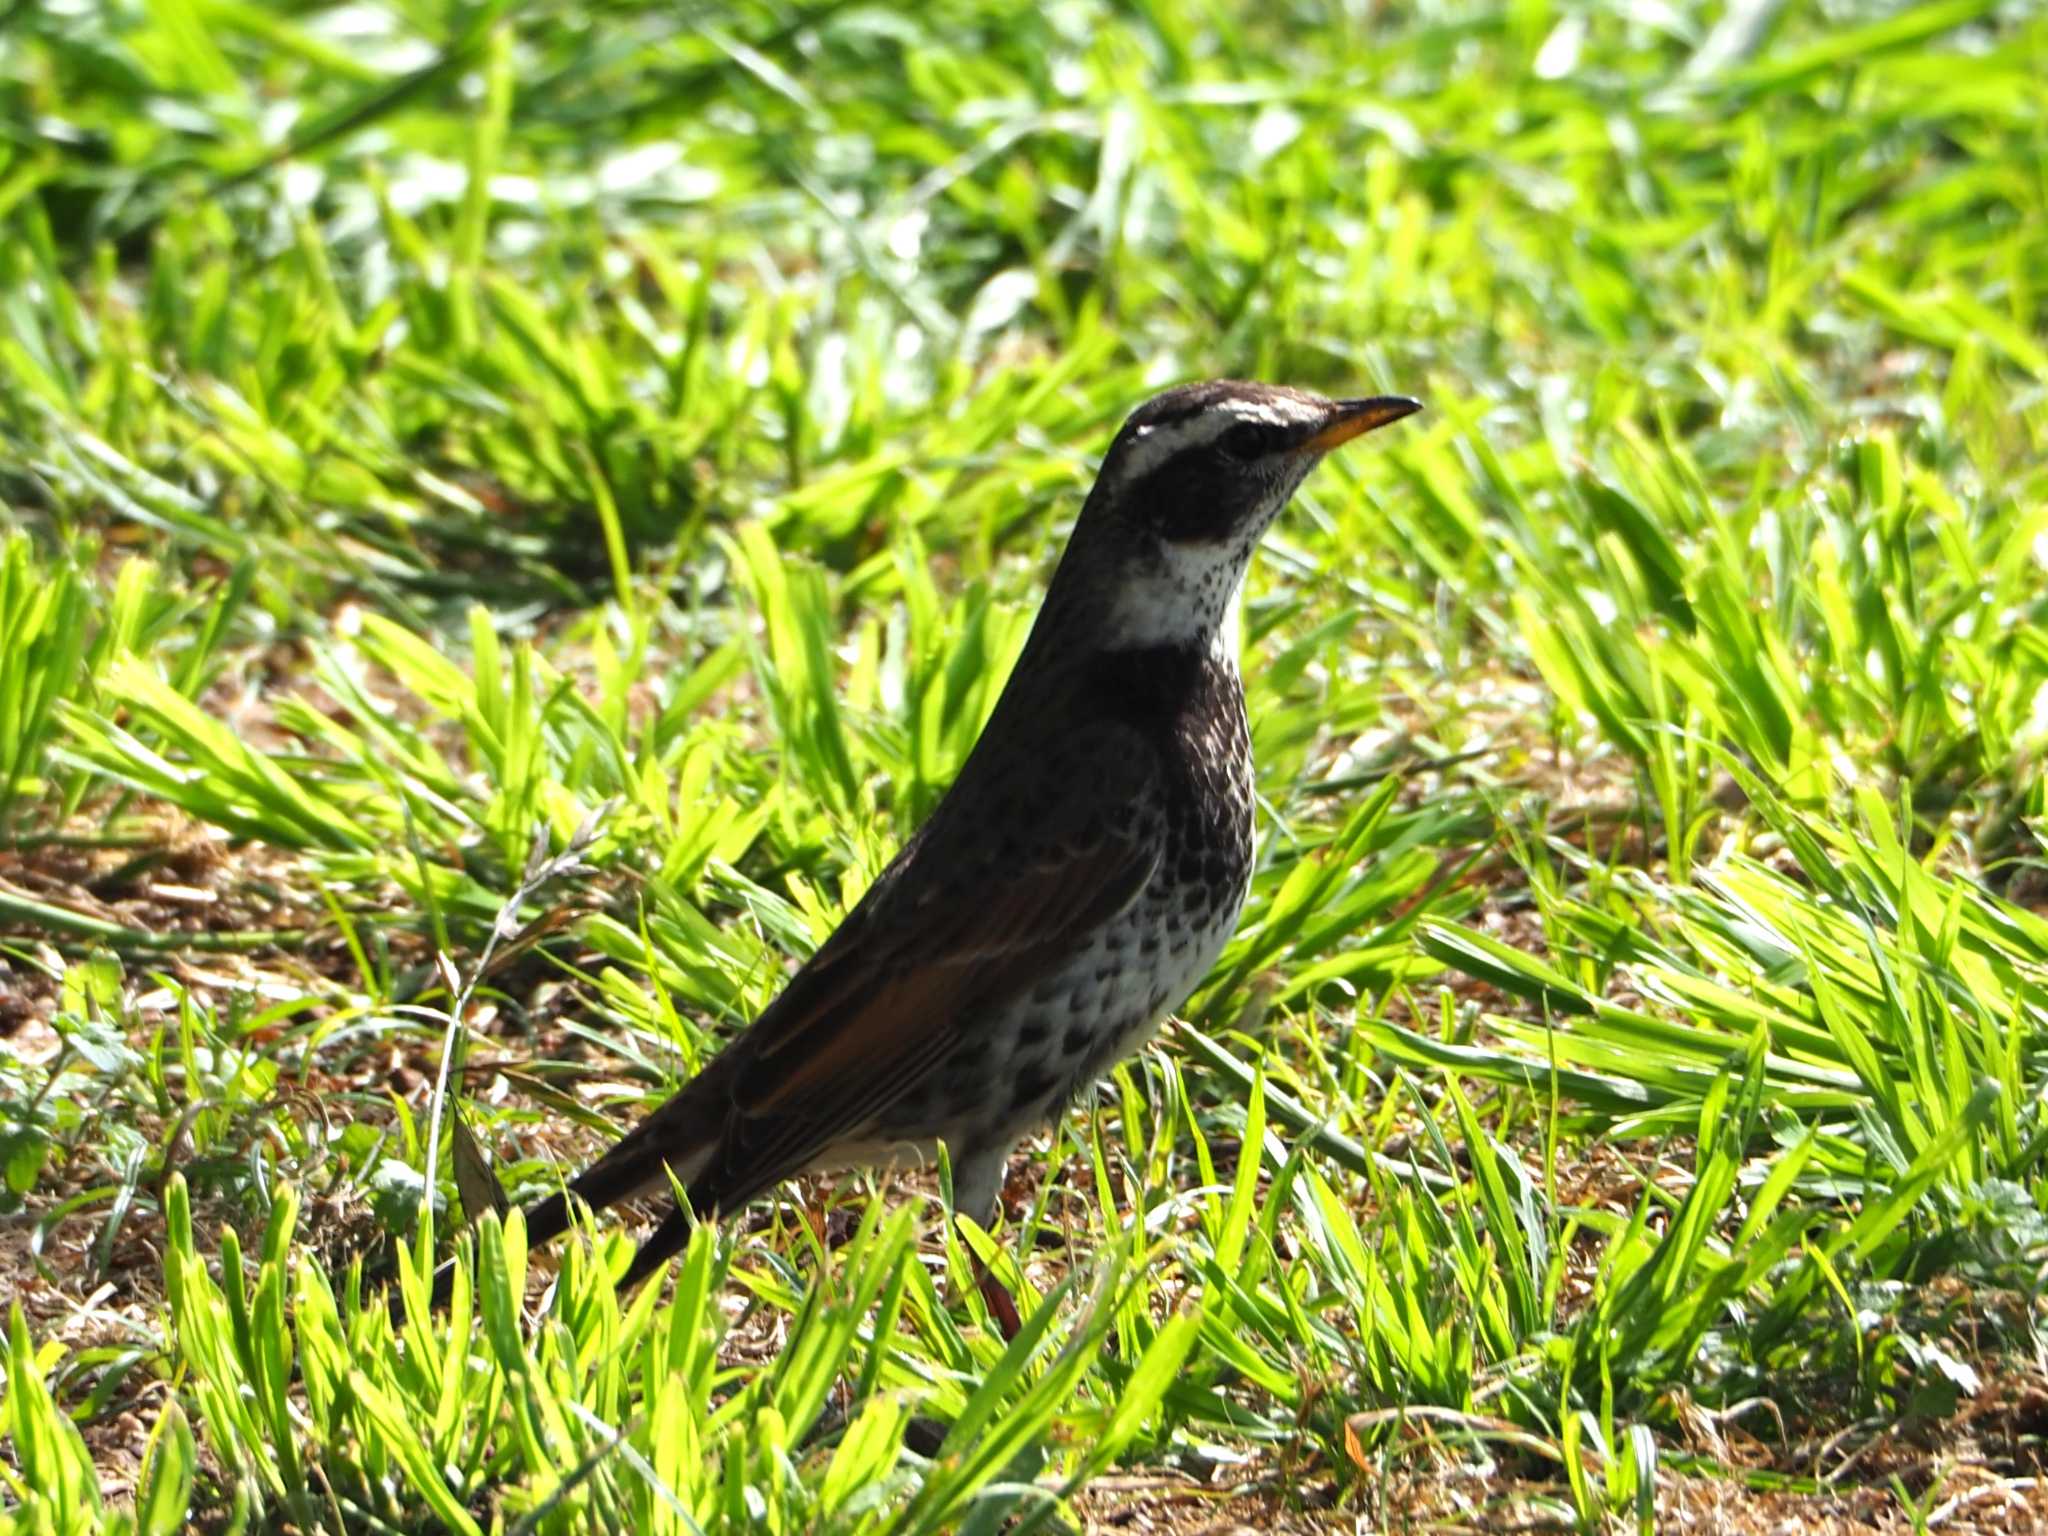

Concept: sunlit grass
[[4, 0, 2048, 1529]]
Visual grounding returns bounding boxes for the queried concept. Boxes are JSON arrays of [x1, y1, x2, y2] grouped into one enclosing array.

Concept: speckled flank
[[884, 636, 1256, 1205]]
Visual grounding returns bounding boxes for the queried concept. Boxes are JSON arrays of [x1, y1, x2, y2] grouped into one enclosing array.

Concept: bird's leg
[[966, 1234, 1024, 1342], [950, 1149, 1023, 1341]]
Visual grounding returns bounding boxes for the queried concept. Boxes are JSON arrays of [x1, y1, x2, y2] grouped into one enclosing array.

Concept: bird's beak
[[1298, 395, 1423, 453]]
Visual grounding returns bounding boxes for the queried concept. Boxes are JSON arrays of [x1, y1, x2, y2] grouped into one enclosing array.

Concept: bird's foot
[[972, 1256, 1024, 1343]]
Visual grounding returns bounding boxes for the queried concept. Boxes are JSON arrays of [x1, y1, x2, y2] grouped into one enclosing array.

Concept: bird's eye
[[1216, 423, 1277, 462]]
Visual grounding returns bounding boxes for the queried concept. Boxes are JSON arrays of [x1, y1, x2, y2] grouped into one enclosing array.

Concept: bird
[[428, 380, 1419, 1316]]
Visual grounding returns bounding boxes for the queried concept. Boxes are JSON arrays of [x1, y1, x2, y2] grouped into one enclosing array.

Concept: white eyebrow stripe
[[1120, 415, 1218, 480], [1215, 399, 1299, 428], [1116, 397, 1320, 482]]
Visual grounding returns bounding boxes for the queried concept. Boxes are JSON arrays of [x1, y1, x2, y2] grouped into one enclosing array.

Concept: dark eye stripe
[[1131, 446, 1245, 544], [1217, 422, 1282, 460]]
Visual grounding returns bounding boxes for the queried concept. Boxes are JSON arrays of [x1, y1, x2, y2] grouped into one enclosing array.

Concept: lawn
[[4, 0, 2048, 1530]]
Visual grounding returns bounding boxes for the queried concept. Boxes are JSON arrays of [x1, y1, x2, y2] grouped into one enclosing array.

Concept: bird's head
[[1057, 380, 1420, 651]]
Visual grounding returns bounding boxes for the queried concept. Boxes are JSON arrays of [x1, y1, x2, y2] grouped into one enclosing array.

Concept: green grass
[[5, 0, 2048, 1530]]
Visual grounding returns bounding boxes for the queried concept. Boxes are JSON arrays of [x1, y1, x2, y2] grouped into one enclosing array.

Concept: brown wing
[[687, 723, 1165, 1209]]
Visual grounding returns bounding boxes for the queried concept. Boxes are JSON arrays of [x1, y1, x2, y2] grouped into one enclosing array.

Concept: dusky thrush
[[451, 381, 1418, 1306]]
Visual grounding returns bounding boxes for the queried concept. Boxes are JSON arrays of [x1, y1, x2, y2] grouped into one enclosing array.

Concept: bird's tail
[[399, 1052, 738, 1317]]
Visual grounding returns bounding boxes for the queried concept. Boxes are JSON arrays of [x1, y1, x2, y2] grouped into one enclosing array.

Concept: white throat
[[1100, 535, 1256, 651]]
